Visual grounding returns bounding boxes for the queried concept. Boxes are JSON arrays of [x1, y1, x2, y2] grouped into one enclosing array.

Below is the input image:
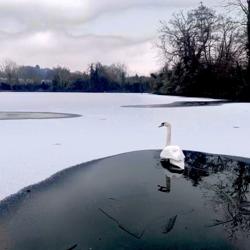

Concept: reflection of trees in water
[[183, 151, 249, 186], [207, 164, 250, 240], [184, 151, 250, 240]]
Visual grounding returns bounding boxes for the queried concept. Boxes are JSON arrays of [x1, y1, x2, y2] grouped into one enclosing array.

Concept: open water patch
[[122, 100, 232, 108], [0, 150, 249, 250], [0, 111, 81, 120]]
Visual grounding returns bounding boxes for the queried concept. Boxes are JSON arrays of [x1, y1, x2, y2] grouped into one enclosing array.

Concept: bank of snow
[[0, 92, 249, 200]]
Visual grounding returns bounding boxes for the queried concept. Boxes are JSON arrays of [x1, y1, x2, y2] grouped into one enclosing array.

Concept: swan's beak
[[158, 124, 164, 128]]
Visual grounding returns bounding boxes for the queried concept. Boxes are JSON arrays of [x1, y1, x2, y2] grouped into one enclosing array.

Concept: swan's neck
[[166, 125, 171, 146]]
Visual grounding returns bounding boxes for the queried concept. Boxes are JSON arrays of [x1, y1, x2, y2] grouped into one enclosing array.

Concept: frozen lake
[[0, 92, 250, 200]]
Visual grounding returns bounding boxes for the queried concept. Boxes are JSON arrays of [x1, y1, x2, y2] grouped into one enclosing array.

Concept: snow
[[0, 92, 250, 200]]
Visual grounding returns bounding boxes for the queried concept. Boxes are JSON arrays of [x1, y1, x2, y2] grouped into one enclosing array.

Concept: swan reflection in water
[[158, 163, 184, 193], [159, 151, 250, 241]]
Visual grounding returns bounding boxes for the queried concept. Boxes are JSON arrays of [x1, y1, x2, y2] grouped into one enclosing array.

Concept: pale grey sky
[[0, 0, 223, 75]]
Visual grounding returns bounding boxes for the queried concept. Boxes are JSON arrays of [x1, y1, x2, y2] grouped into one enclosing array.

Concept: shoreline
[[1, 149, 250, 207]]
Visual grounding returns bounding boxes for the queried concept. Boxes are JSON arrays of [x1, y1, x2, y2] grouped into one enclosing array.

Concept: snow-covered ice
[[0, 92, 250, 200]]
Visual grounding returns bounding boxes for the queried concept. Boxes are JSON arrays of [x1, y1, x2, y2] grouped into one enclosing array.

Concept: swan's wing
[[160, 146, 185, 162]]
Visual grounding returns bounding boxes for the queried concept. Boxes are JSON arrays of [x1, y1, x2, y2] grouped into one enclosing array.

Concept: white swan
[[159, 122, 185, 169]]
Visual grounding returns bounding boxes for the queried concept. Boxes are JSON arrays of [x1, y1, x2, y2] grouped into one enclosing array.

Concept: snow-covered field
[[0, 92, 250, 201]]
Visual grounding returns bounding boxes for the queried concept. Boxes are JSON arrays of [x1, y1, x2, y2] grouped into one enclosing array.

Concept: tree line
[[1, 1, 249, 100], [153, 1, 250, 100], [0, 61, 151, 93]]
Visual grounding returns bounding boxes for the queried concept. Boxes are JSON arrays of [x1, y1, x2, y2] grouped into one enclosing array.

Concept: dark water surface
[[0, 150, 250, 250], [122, 100, 232, 108], [0, 112, 81, 120]]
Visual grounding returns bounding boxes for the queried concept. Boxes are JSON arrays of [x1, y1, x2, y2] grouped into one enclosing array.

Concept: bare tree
[[154, 2, 250, 98], [158, 3, 218, 69], [158, 3, 245, 69], [52, 66, 71, 90], [105, 63, 127, 85], [227, 0, 250, 72], [0, 59, 19, 85], [248, 0, 250, 71], [215, 17, 246, 66]]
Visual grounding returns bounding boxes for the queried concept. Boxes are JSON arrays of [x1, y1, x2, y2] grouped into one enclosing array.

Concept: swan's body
[[160, 145, 185, 169], [159, 122, 185, 169]]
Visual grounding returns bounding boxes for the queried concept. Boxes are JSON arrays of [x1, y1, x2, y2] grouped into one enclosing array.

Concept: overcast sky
[[0, 0, 223, 75]]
